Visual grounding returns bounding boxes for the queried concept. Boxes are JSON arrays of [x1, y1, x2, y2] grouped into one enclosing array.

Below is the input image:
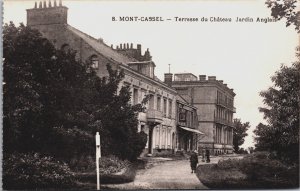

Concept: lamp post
[[95, 132, 101, 190]]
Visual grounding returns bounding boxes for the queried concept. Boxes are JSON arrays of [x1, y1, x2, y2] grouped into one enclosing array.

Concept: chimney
[[54, 0, 57, 6], [120, 44, 122, 49], [59, 0, 62, 6], [130, 43, 133, 49], [199, 75, 206, 81], [137, 44, 141, 53], [48, 0, 52, 7], [164, 73, 173, 87], [116, 45, 119, 49], [208, 76, 216, 81], [34, 2, 37, 8], [111, 44, 113, 49], [27, 1, 68, 26], [127, 43, 129, 49]]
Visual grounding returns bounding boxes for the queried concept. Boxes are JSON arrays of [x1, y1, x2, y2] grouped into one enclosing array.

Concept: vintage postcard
[[2, 0, 299, 190]]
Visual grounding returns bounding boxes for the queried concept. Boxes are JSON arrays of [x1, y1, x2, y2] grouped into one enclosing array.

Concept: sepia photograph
[[2, 0, 299, 189]]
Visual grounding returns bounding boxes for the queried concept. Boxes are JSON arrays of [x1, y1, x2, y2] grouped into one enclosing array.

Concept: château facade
[[165, 73, 236, 154], [26, 0, 235, 155]]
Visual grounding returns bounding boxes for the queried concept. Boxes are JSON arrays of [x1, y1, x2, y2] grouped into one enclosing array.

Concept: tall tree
[[265, 0, 300, 32], [3, 22, 96, 159], [3, 22, 147, 162], [255, 59, 300, 163], [232, 118, 250, 153]]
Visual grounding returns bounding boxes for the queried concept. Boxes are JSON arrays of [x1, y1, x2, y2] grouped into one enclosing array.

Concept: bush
[[75, 157, 142, 187], [197, 153, 299, 189], [3, 153, 75, 189], [99, 155, 130, 174]]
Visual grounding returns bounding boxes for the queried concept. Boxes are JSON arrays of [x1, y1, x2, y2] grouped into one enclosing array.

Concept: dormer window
[[90, 55, 99, 69], [61, 44, 70, 53]]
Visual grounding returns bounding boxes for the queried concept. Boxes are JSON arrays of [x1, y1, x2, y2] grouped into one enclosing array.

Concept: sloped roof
[[67, 25, 136, 64]]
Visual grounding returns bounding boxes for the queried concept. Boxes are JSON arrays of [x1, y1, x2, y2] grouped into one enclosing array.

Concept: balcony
[[216, 99, 235, 112], [215, 118, 234, 127], [147, 109, 163, 123]]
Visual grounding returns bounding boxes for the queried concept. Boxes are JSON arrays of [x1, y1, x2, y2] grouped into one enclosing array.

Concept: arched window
[[90, 55, 99, 69], [61, 44, 70, 53]]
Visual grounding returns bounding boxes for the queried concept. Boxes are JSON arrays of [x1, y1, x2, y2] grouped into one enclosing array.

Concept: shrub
[[239, 153, 287, 181], [3, 153, 75, 189], [197, 153, 299, 189], [99, 155, 130, 174]]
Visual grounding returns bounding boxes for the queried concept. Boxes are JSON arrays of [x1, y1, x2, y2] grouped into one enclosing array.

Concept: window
[[90, 55, 99, 69], [133, 88, 138, 105], [149, 94, 154, 109], [155, 126, 160, 148], [179, 108, 186, 122], [157, 96, 161, 111], [61, 44, 70, 53], [168, 100, 172, 118], [163, 98, 167, 117]]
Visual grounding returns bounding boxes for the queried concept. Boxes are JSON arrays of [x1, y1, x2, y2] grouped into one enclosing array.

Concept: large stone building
[[165, 73, 236, 154], [25, 0, 235, 155]]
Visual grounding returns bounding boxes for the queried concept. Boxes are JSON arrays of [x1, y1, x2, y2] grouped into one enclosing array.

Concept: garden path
[[104, 159, 208, 189]]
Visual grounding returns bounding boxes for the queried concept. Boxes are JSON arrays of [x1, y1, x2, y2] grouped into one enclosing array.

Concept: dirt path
[[105, 159, 207, 189]]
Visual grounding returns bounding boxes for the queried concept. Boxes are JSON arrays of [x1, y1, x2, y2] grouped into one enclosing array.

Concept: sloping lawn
[[196, 152, 299, 189]]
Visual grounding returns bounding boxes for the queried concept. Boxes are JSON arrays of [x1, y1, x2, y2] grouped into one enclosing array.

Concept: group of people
[[189, 149, 210, 173]]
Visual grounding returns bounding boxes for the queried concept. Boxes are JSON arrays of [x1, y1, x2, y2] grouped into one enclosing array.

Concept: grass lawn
[[196, 153, 299, 189]]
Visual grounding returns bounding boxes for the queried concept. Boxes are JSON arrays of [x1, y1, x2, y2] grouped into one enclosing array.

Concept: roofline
[[119, 64, 177, 94]]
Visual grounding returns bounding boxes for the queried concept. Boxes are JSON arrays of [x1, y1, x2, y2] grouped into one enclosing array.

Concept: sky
[[3, 0, 298, 149]]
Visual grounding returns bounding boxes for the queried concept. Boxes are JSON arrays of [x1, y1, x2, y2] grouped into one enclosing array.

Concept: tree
[[248, 147, 254, 154], [233, 118, 250, 153], [3, 22, 147, 162], [91, 64, 147, 161], [254, 59, 300, 163], [3, 22, 97, 160], [265, 0, 300, 32]]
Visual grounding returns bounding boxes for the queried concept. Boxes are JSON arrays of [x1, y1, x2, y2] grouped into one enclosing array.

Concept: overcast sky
[[4, 0, 298, 149]]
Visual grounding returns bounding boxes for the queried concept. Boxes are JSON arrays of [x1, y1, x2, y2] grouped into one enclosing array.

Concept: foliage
[[3, 153, 75, 189], [91, 64, 148, 161], [232, 119, 250, 152], [237, 148, 248, 154], [255, 59, 300, 163], [197, 153, 299, 188], [265, 0, 300, 32], [99, 156, 131, 174], [3, 22, 147, 163], [3, 22, 96, 160], [248, 147, 254, 154]]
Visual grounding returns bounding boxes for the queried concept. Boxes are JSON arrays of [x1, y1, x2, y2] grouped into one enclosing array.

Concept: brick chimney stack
[[27, 0, 68, 26], [164, 73, 173, 87]]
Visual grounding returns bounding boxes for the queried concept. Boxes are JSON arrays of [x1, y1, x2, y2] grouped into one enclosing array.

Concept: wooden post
[[96, 132, 101, 190]]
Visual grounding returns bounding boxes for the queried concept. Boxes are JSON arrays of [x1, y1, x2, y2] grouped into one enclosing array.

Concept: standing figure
[[201, 149, 205, 162], [190, 150, 198, 173], [205, 149, 210, 163]]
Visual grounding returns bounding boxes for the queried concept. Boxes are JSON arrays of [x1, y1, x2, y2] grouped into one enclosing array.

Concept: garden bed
[[75, 158, 146, 189]]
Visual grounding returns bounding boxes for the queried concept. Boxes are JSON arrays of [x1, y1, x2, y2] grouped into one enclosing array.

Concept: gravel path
[[105, 159, 207, 189]]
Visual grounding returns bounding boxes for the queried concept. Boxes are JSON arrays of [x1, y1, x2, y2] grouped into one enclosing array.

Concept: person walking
[[190, 150, 198, 173], [205, 149, 210, 163], [201, 149, 205, 162]]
